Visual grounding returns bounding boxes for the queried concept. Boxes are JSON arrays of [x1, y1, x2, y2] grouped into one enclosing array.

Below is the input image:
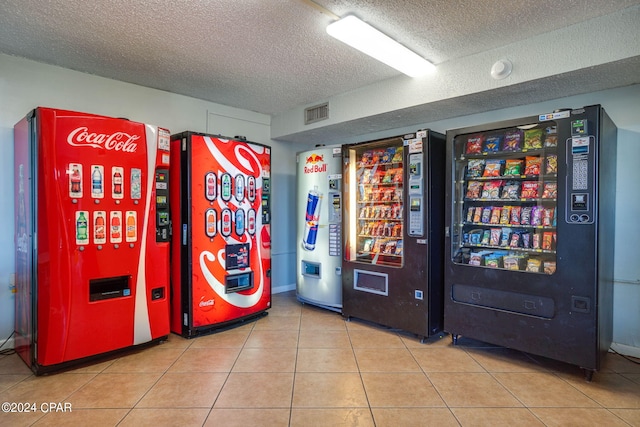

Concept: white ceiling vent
[[304, 103, 329, 125]]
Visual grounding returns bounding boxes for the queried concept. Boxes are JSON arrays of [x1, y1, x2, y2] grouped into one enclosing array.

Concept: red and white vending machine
[[169, 132, 271, 337], [14, 107, 172, 375]]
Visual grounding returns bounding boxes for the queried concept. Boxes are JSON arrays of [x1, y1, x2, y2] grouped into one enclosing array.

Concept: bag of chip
[[490, 228, 502, 246], [544, 126, 558, 147], [482, 180, 503, 199], [483, 159, 504, 177], [524, 156, 541, 175], [504, 159, 523, 176], [526, 258, 542, 272], [466, 181, 483, 198], [467, 159, 485, 177], [524, 128, 543, 150], [531, 206, 543, 226], [542, 182, 557, 199], [481, 207, 492, 223], [502, 130, 522, 151], [544, 260, 557, 274], [521, 206, 532, 225], [545, 154, 558, 174], [490, 207, 502, 224], [483, 135, 502, 153], [501, 181, 521, 199], [466, 135, 484, 154], [510, 206, 522, 224], [521, 181, 539, 199], [500, 206, 511, 224]]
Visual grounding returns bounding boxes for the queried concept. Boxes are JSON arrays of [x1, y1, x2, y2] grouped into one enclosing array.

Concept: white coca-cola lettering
[[67, 127, 139, 152], [199, 299, 214, 307]]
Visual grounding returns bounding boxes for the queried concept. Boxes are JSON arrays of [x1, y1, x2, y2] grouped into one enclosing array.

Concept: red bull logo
[[304, 153, 327, 174]]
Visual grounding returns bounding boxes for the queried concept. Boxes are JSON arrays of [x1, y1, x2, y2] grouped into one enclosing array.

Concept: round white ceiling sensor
[[491, 59, 512, 80]]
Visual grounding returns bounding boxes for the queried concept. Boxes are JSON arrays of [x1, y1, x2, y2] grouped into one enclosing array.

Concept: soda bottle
[[131, 168, 142, 199], [111, 212, 122, 241], [247, 176, 256, 201], [205, 209, 216, 237], [91, 166, 103, 196], [221, 173, 232, 201], [77, 212, 88, 242], [126, 212, 136, 241], [235, 208, 245, 236], [206, 173, 216, 200], [95, 213, 106, 241], [221, 208, 232, 236], [235, 175, 245, 202], [70, 165, 82, 195], [247, 208, 256, 235], [113, 170, 123, 195]]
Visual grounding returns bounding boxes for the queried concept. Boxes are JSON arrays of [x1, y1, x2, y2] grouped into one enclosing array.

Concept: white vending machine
[[296, 146, 343, 312]]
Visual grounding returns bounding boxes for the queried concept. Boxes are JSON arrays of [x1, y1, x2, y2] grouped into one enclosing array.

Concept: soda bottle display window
[[345, 140, 404, 267], [451, 123, 558, 274]]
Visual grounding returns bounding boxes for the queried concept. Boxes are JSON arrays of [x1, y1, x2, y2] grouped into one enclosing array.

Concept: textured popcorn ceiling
[[0, 0, 638, 118]]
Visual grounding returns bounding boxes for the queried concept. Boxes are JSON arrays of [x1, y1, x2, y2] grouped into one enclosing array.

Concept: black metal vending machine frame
[[443, 105, 616, 380], [341, 130, 445, 340]]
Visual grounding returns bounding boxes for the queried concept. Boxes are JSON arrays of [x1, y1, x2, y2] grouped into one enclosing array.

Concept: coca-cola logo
[[67, 127, 139, 152], [199, 298, 214, 308]]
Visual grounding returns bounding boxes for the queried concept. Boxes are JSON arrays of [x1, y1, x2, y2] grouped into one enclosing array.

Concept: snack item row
[[466, 180, 557, 200], [359, 186, 403, 202], [468, 250, 556, 273], [359, 204, 402, 219], [362, 238, 403, 256], [465, 227, 557, 251], [361, 221, 402, 237], [359, 146, 403, 166], [465, 205, 556, 227], [464, 126, 557, 154], [467, 155, 557, 178], [361, 167, 403, 184]]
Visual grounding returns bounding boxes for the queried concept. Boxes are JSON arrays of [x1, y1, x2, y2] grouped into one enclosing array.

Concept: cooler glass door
[[344, 141, 405, 267], [451, 124, 559, 274]]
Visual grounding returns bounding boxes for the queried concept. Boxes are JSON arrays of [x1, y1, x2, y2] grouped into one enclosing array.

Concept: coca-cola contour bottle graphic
[[205, 172, 216, 201], [112, 167, 124, 199], [69, 163, 83, 198]]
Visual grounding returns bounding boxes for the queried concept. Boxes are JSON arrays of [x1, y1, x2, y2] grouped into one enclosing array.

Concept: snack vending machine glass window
[[444, 105, 617, 380], [342, 131, 445, 340]]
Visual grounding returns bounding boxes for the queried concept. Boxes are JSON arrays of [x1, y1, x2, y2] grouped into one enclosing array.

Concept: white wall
[[0, 53, 298, 345]]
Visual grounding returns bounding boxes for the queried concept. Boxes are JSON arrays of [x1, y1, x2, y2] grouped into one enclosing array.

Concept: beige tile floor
[[1, 290, 639, 426]]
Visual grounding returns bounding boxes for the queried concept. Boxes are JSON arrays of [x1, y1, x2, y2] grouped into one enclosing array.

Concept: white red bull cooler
[[296, 146, 343, 312]]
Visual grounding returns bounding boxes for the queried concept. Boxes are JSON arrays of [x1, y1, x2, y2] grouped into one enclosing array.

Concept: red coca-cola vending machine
[[13, 107, 172, 375], [170, 132, 271, 337]]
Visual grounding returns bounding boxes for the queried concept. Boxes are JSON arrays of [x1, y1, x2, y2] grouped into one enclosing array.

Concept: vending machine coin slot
[[155, 168, 170, 242]]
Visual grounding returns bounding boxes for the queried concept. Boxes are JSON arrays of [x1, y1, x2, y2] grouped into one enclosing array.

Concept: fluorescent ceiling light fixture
[[326, 15, 435, 77]]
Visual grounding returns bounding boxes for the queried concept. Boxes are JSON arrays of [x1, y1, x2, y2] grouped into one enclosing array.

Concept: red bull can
[[302, 186, 322, 251]]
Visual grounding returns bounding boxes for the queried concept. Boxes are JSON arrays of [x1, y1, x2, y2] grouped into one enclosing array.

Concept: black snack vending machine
[[444, 105, 616, 379], [342, 130, 445, 340]]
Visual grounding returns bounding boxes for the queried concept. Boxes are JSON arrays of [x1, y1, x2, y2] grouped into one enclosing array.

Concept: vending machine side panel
[[13, 113, 35, 368]]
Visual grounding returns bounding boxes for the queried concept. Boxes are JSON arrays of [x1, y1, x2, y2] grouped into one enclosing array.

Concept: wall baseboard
[[272, 283, 295, 295], [0, 336, 15, 350], [610, 342, 640, 359]]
